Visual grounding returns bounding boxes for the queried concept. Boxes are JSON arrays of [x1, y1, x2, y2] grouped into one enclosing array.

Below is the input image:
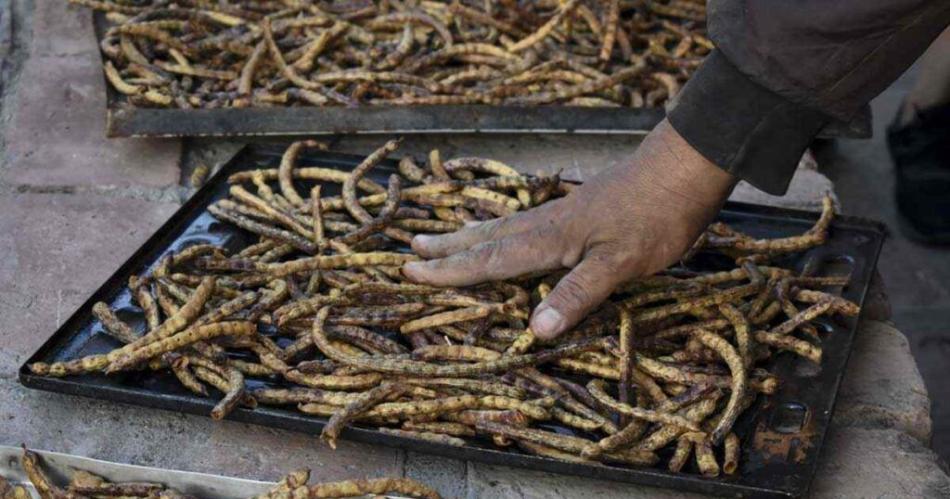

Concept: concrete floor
[[815, 66, 950, 464]]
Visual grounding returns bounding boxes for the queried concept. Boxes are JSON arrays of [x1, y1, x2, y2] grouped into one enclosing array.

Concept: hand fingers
[[411, 201, 560, 258], [530, 249, 626, 340], [403, 228, 564, 287]]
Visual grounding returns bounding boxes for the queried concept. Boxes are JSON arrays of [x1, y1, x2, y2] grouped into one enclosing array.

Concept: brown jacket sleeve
[[667, 1, 950, 194]]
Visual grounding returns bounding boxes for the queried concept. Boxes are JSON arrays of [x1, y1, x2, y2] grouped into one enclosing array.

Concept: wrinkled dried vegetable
[[71, 0, 711, 110]]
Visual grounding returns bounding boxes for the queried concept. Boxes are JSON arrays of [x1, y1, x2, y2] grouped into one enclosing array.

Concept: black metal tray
[[20, 144, 885, 498], [91, 13, 871, 139]]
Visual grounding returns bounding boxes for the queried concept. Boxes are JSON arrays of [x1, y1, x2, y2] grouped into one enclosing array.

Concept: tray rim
[[18, 144, 887, 499]]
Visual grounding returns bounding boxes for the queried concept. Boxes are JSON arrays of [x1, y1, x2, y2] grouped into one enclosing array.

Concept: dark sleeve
[[667, 1, 950, 195]]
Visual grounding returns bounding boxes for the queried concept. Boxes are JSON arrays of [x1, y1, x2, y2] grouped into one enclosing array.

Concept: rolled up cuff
[[667, 50, 830, 195]]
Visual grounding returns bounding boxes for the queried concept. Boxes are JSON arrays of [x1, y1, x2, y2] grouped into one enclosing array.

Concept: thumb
[[530, 250, 623, 340]]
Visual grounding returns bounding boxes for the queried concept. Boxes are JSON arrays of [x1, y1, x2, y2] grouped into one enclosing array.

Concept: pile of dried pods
[[9, 446, 439, 498], [30, 139, 857, 478], [72, 0, 709, 109]]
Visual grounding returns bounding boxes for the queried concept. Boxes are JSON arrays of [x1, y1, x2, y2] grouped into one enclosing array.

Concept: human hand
[[403, 119, 737, 340]]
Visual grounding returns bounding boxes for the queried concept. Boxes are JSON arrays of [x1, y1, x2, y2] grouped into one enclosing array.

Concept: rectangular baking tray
[[19, 144, 885, 498], [90, 13, 871, 139], [0, 445, 418, 499]]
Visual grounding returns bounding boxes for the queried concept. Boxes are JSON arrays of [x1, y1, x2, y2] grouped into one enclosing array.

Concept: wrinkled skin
[[403, 119, 737, 340]]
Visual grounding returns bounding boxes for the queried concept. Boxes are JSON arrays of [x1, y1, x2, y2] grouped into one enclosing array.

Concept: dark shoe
[[887, 103, 950, 244]]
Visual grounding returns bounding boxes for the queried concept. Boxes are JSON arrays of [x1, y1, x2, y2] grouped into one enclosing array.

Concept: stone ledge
[[810, 426, 950, 498], [835, 319, 932, 443], [862, 271, 893, 322]]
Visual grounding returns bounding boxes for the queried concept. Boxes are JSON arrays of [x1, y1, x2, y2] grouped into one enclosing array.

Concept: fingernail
[[532, 307, 565, 338]]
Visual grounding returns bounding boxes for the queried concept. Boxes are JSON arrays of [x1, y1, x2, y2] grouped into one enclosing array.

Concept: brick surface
[[835, 319, 933, 443], [0, 193, 178, 378], [2, 52, 180, 189], [30, 0, 98, 57], [0, 378, 402, 482]]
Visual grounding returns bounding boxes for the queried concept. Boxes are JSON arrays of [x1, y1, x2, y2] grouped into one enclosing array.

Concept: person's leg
[[888, 26, 950, 244], [899, 26, 950, 124]]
